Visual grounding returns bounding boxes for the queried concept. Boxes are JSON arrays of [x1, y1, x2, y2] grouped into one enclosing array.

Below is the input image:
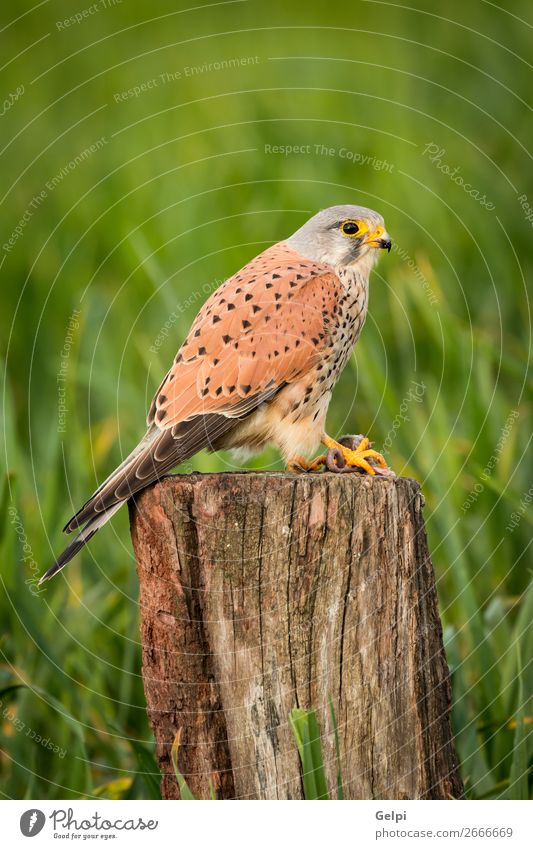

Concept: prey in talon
[[324, 435, 396, 477], [44, 204, 394, 584]]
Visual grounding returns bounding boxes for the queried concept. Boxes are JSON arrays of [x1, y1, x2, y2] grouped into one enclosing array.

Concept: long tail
[[39, 427, 161, 585], [40, 412, 240, 584], [39, 502, 122, 584]]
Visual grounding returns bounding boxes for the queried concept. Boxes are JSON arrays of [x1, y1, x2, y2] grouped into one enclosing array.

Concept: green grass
[[289, 706, 344, 801], [168, 708, 339, 800], [1, 0, 532, 799]]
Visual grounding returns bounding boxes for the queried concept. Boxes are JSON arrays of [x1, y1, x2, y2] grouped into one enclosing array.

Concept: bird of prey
[[41, 204, 392, 584]]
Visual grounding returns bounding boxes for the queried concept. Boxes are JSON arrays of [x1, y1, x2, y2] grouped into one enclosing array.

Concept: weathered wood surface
[[129, 472, 463, 800]]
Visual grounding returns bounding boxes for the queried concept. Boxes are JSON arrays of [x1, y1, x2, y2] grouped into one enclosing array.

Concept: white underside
[[225, 385, 332, 463]]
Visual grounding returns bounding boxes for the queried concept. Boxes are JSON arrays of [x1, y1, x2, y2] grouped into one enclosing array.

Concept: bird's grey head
[[286, 204, 391, 272]]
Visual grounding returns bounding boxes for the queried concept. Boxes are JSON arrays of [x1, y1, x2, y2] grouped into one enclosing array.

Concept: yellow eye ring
[[340, 219, 368, 237]]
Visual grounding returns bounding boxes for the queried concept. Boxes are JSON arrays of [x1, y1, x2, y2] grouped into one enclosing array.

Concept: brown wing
[[147, 242, 340, 428], [63, 243, 340, 532]]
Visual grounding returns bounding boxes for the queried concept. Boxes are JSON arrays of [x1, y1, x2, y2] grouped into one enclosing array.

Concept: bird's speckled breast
[[303, 266, 369, 408], [218, 264, 370, 461], [329, 266, 369, 375]]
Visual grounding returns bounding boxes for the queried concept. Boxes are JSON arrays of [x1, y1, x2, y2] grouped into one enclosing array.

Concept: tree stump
[[129, 472, 463, 800]]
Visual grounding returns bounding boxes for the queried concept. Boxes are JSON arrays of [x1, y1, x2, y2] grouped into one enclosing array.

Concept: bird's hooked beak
[[365, 226, 392, 252]]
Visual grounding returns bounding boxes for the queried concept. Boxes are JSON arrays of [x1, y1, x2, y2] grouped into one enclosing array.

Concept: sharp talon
[[288, 459, 309, 473], [322, 434, 392, 476], [288, 462, 305, 473], [288, 454, 326, 473], [309, 454, 327, 471], [363, 449, 388, 468], [353, 457, 376, 475]]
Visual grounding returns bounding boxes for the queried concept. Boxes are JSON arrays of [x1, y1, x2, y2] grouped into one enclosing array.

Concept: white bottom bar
[[3, 799, 532, 848]]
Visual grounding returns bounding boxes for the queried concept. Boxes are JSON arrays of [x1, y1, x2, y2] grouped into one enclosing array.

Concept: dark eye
[[341, 221, 359, 235]]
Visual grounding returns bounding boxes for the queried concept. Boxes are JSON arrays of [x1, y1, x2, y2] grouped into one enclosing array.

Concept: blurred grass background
[[0, 0, 531, 799]]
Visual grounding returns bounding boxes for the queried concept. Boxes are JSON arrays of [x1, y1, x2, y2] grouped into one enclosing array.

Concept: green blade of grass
[[289, 708, 329, 800], [126, 738, 162, 800], [444, 627, 495, 797], [171, 730, 196, 800], [505, 644, 530, 800]]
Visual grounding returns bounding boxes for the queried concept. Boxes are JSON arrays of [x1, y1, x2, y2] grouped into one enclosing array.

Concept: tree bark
[[129, 472, 463, 800]]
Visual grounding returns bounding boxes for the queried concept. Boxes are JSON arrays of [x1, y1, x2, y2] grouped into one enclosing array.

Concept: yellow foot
[[321, 434, 389, 476], [287, 454, 327, 473]]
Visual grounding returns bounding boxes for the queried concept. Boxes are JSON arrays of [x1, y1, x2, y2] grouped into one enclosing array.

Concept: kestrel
[[41, 204, 392, 583]]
